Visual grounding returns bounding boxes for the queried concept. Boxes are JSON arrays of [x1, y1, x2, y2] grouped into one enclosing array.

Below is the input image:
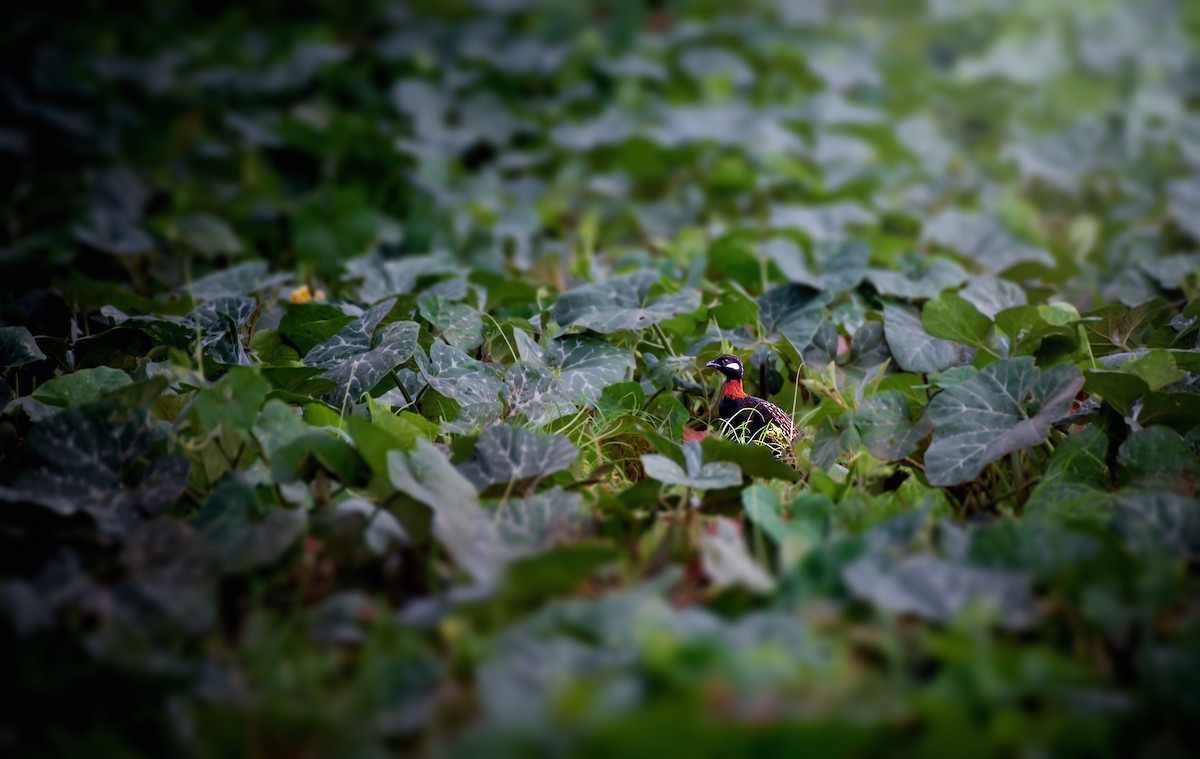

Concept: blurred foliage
[[2, 0, 1200, 756]]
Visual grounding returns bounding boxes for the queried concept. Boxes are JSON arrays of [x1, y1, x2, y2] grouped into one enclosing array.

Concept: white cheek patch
[[727, 360, 741, 372]]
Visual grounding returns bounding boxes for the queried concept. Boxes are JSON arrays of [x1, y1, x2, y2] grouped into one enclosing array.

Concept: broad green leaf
[[925, 358, 1083, 486], [191, 366, 271, 436], [1111, 491, 1200, 559], [492, 487, 588, 554], [418, 340, 504, 428], [1138, 391, 1200, 434], [191, 475, 305, 575], [701, 437, 802, 482], [922, 292, 993, 349], [1080, 300, 1169, 357], [270, 431, 369, 484], [0, 326, 45, 368], [548, 336, 634, 405], [761, 237, 868, 292], [503, 361, 575, 426], [252, 400, 309, 455], [186, 296, 256, 366], [1116, 426, 1200, 489], [387, 440, 502, 584], [303, 299, 418, 403], [457, 425, 578, 490], [0, 409, 189, 538], [959, 276, 1027, 318], [865, 258, 967, 300], [175, 213, 242, 258], [419, 294, 484, 352], [278, 302, 356, 354], [921, 208, 1053, 272], [1025, 426, 1111, 521], [641, 441, 742, 489], [843, 554, 1037, 629], [759, 284, 832, 354], [699, 518, 775, 593], [32, 366, 131, 408], [850, 390, 931, 462], [1121, 349, 1185, 391], [182, 260, 285, 300], [882, 303, 962, 373], [742, 485, 829, 568], [1083, 369, 1148, 417], [968, 518, 1097, 580], [551, 270, 701, 334]]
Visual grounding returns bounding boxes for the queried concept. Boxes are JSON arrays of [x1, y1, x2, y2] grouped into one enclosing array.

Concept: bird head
[[704, 353, 744, 381]]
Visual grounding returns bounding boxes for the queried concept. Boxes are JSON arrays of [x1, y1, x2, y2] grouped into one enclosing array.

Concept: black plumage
[[703, 354, 797, 446]]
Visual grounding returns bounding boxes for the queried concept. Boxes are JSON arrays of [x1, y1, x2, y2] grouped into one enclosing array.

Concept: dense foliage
[[3, 0, 1200, 755]]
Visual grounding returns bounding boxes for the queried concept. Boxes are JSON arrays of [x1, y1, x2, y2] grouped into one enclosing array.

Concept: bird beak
[[704, 360, 720, 369]]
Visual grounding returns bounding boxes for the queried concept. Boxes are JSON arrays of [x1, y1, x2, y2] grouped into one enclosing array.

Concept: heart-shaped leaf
[[925, 357, 1083, 486], [457, 425, 578, 490], [883, 303, 963, 373], [551, 270, 701, 334], [844, 554, 1037, 629], [0, 326, 46, 368], [641, 440, 742, 489]]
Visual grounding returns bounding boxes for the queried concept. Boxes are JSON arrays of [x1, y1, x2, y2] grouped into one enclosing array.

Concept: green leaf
[[0, 326, 46, 368], [922, 292, 993, 349], [1111, 491, 1200, 559], [503, 361, 575, 426], [31, 366, 131, 408], [458, 425, 578, 490], [175, 213, 242, 258], [499, 542, 618, 604], [551, 270, 701, 334], [701, 437, 802, 482], [419, 294, 484, 352], [1116, 426, 1200, 489], [1121, 349, 1185, 391], [191, 366, 271, 436], [278, 302, 356, 354], [865, 258, 967, 300], [388, 439, 502, 584], [302, 299, 419, 402], [1083, 369, 1148, 417], [758, 284, 832, 355], [418, 341, 504, 429], [882, 303, 962, 373], [761, 237, 868, 292], [925, 357, 1083, 486], [922, 209, 1054, 272], [850, 390, 931, 462], [270, 432, 369, 484], [742, 485, 829, 568], [0, 408, 189, 538], [492, 487, 588, 554], [182, 261, 282, 300], [1024, 426, 1111, 522], [641, 441, 742, 489], [1138, 391, 1200, 434], [699, 518, 775, 593], [191, 475, 305, 575], [843, 554, 1037, 629], [548, 336, 634, 406]]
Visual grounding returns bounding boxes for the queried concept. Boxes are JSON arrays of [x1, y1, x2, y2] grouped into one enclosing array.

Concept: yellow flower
[[288, 285, 326, 304]]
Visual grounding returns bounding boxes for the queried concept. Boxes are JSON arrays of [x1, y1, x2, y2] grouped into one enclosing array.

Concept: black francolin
[[704, 354, 797, 453]]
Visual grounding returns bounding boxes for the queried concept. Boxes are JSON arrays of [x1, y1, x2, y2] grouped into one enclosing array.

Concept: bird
[[704, 353, 797, 454]]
